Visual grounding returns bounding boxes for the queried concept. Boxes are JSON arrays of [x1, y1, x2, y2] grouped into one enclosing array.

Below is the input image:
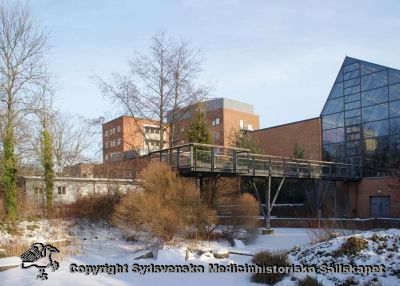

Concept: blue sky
[[30, 0, 400, 128]]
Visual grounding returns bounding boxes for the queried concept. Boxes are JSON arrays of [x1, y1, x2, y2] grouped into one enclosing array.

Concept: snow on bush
[[289, 229, 400, 285]]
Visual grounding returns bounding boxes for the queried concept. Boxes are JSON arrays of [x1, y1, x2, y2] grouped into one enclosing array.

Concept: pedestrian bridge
[[149, 143, 361, 180]]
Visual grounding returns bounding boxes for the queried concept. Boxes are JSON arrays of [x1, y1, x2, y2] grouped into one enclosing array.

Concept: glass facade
[[321, 56, 400, 173]]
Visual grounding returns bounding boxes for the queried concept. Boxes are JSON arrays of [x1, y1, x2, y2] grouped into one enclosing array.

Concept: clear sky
[[29, 0, 400, 128]]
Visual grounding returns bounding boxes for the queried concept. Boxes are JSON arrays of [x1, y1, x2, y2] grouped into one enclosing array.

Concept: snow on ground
[[0, 221, 399, 286]]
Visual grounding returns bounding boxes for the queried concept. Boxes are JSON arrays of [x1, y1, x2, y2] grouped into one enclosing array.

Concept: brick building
[[170, 98, 260, 146], [102, 116, 168, 162]]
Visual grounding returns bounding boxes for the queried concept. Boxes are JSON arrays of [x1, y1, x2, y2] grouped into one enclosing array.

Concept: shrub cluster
[[333, 236, 368, 257], [251, 250, 290, 285], [60, 192, 122, 222], [112, 162, 216, 241]]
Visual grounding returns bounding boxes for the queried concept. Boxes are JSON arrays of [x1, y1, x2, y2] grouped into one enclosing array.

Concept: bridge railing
[[149, 143, 361, 179]]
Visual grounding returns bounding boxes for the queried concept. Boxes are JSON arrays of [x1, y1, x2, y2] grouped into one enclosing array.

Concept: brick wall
[[337, 177, 400, 218], [252, 117, 322, 160]]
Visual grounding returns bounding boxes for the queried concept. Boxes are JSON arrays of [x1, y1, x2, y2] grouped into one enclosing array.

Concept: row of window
[[144, 126, 161, 134], [326, 82, 400, 110], [104, 126, 121, 137], [323, 134, 400, 168], [105, 138, 122, 148], [105, 152, 123, 162], [34, 186, 66, 196], [323, 117, 400, 144], [323, 102, 400, 130]]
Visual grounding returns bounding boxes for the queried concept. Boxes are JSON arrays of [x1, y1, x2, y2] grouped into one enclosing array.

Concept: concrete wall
[[24, 176, 138, 205], [252, 117, 322, 160]]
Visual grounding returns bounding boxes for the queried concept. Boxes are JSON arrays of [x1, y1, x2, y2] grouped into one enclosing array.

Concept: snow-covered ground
[[0, 220, 399, 286]]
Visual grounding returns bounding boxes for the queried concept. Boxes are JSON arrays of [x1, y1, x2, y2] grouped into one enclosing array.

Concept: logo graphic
[[21, 243, 60, 280]]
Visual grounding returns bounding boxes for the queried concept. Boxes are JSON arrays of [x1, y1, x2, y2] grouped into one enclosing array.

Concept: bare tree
[[96, 31, 206, 152], [0, 2, 48, 219], [48, 110, 93, 175]]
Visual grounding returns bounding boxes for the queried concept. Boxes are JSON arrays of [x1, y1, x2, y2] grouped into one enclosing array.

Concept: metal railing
[[149, 143, 365, 179]]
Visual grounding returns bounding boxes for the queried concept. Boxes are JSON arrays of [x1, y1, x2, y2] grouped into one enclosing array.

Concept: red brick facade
[[337, 177, 400, 218], [252, 117, 322, 160]]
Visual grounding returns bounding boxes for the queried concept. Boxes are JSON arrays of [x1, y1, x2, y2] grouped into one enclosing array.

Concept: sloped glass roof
[[321, 56, 400, 174]]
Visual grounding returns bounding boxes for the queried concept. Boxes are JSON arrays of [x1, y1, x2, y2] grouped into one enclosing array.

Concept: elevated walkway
[[149, 143, 361, 180]]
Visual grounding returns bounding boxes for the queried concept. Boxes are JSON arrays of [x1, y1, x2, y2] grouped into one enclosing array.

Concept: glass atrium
[[321, 57, 400, 176]]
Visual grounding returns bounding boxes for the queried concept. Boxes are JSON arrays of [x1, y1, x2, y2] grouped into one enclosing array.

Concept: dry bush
[[59, 192, 122, 222], [0, 241, 31, 258], [112, 162, 216, 241], [297, 276, 324, 286], [251, 250, 290, 285], [218, 193, 260, 243], [333, 236, 368, 257], [201, 177, 260, 243]]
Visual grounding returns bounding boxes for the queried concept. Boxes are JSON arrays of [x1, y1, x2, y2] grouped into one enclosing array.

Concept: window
[[362, 120, 389, 138], [105, 130, 109, 137], [345, 116, 361, 125], [145, 127, 160, 134], [328, 82, 344, 99], [247, 124, 253, 131], [346, 140, 361, 155], [344, 77, 360, 88], [34, 187, 42, 196], [343, 62, 360, 73], [110, 140, 115, 147], [361, 86, 388, 107], [389, 69, 400, 85], [239, 120, 244, 129], [105, 141, 109, 148], [344, 69, 360, 81], [345, 93, 360, 103], [322, 128, 345, 144], [390, 100, 400, 118], [390, 117, 400, 134], [362, 103, 388, 123], [361, 61, 385, 76], [117, 126, 121, 133], [215, 117, 220, 125], [117, 138, 121, 145], [345, 109, 361, 118], [389, 83, 400, 101], [335, 67, 344, 83], [345, 101, 360, 110], [361, 70, 388, 91], [322, 113, 344, 129], [322, 97, 344, 115], [363, 137, 389, 161], [344, 85, 360, 95], [58, 186, 66, 195], [211, 120, 215, 126]]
